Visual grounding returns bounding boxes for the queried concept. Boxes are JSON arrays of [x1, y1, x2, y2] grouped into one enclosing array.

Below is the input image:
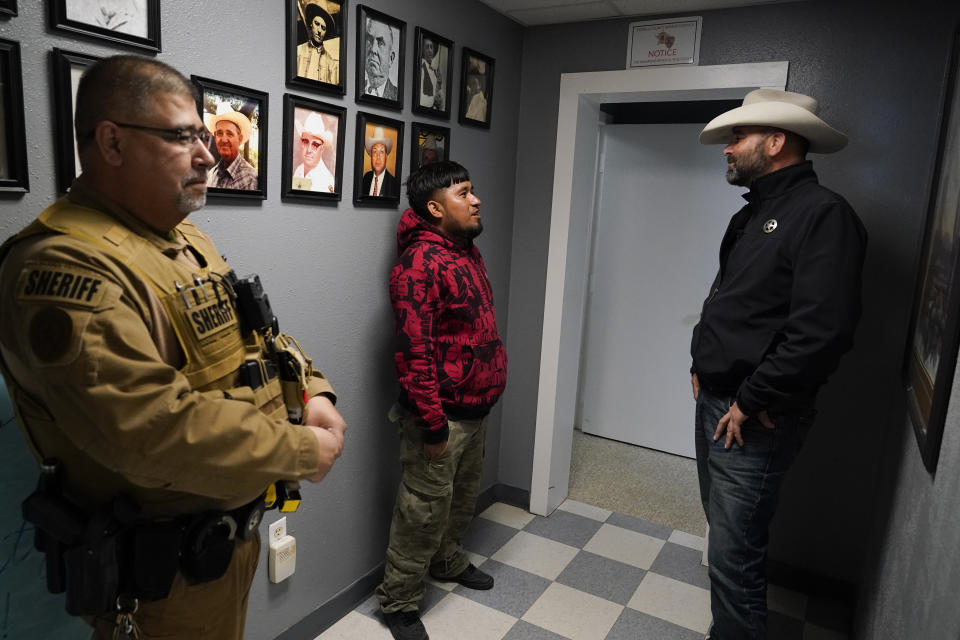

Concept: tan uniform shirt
[[0, 182, 331, 517]]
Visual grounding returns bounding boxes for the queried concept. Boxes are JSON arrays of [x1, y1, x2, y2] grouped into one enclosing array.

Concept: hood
[[396, 208, 464, 255]]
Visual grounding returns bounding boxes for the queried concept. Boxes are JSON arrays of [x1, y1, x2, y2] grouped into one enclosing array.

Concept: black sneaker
[[383, 610, 428, 640], [430, 563, 494, 590]]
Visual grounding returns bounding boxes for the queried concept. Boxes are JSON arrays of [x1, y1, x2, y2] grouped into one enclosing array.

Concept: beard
[[725, 140, 770, 187], [178, 171, 208, 214]]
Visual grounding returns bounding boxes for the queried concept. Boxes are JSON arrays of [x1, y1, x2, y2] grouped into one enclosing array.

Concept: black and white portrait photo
[[413, 27, 453, 119], [459, 47, 495, 128], [356, 5, 404, 109], [288, 0, 345, 95]]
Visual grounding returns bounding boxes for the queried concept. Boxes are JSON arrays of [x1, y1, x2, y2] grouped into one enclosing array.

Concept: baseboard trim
[[767, 559, 857, 604], [273, 483, 530, 640]]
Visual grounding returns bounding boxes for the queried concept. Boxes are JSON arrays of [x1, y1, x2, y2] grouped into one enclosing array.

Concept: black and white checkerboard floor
[[317, 500, 851, 640]]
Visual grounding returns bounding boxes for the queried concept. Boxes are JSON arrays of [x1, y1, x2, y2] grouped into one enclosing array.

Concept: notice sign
[[626, 17, 702, 68]]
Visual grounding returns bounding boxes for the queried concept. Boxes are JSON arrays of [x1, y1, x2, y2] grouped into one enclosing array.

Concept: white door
[[577, 122, 744, 457]]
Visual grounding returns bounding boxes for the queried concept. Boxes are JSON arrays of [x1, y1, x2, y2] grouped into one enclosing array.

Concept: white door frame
[[528, 62, 789, 516]]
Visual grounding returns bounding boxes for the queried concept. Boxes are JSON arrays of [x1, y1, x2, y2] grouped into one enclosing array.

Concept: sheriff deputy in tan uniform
[[0, 56, 346, 639]]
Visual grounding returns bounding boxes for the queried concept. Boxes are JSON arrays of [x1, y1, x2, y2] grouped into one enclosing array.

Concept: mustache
[[181, 171, 208, 187]]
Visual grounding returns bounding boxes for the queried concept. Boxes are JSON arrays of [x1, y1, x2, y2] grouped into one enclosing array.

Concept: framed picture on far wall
[[410, 122, 449, 172], [459, 47, 494, 129], [193, 76, 268, 200], [287, 0, 347, 96], [0, 39, 28, 193], [52, 48, 101, 194], [412, 27, 453, 120], [356, 4, 405, 110], [903, 25, 960, 473], [48, 0, 161, 53], [0, 0, 17, 17], [353, 111, 403, 206], [281, 93, 346, 202]]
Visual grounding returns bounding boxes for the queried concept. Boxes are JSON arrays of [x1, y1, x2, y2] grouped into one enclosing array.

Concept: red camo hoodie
[[389, 208, 508, 443]]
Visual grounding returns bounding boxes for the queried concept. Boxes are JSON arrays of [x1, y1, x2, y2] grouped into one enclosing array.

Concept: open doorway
[[529, 62, 789, 517]]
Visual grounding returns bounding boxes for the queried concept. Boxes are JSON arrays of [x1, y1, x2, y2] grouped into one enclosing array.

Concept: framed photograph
[[192, 76, 267, 200], [0, 39, 28, 193], [52, 48, 101, 194], [281, 93, 346, 202], [412, 27, 453, 119], [458, 47, 495, 129], [287, 0, 347, 96], [356, 5, 404, 110], [0, 0, 17, 17], [903, 26, 960, 473], [410, 122, 449, 171], [48, 0, 161, 53], [353, 111, 403, 206]]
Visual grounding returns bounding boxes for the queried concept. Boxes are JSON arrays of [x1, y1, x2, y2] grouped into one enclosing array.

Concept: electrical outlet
[[270, 516, 287, 542]]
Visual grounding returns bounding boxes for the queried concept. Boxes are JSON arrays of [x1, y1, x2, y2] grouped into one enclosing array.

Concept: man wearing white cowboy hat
[[362, 125, 399, 197], [690, 89, 867, 640], [293, 111, 336, 193], [296, 2, 339, 84], [206, 102, 258, 191]]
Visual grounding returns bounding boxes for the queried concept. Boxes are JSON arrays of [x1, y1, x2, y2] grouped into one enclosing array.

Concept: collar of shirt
[[67, 179, 192, 260]]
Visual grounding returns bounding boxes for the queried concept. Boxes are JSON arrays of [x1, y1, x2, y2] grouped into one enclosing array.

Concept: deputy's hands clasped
[[305, 394, 347, 482]]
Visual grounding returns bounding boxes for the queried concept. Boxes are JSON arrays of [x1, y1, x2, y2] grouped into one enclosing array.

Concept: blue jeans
[[695, 387, 814, 640]]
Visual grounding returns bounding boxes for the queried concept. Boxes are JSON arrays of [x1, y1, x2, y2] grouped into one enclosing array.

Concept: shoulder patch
[[16, 262, 109, 308], [29, 307, 73, 362]]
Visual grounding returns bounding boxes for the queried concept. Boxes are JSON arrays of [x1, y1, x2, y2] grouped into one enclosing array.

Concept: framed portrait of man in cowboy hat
[[286, 0, 346, 96], [282, 93, 346, 202], [353, 111, 403, 205], [193, 75, 268, 200], [410, 122, 450, 171]]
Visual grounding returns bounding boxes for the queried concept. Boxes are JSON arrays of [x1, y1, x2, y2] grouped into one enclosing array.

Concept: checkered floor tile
[[316, 501, 851, 640]]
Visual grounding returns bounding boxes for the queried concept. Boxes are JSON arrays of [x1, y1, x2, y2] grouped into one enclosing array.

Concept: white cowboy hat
[[364, 126, 393, 156], [700, 89, 848, 153], [295, 111, 334, 148], [204, 102, 252, 142]]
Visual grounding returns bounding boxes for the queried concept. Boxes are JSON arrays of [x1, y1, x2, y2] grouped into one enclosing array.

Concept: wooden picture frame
[[412, 27, 453, 120], [410, 122, 449, 171], [0, 38, 28, 193], [903, 25, 960, 473], [355, 4, 405, 111], [458, 47, 494, 129], [281, 93, 346, 202], [49, 0, 161, 54], [192, 76, 268, 201], [287, 0, 347, 97], [52, 48, 101, 194], [353, 111, 403, 206]]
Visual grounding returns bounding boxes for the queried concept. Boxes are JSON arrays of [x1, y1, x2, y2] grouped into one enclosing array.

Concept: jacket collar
[[744, 160, 818, 203]]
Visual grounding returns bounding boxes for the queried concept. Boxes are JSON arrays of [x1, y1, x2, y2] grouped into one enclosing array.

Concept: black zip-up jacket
[[690, 161, 867, 415]]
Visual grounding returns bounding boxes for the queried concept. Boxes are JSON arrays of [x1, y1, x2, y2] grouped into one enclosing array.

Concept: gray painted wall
[[0, 2, 521, 638], [500, 0, 960, 590]]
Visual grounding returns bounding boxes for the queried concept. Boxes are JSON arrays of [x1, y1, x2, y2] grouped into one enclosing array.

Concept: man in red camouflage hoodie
[[376, 161, 507, 640]]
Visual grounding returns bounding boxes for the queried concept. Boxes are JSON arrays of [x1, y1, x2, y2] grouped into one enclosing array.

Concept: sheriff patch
[[187, 298, 238, 340], [17, 264, 108, 308]]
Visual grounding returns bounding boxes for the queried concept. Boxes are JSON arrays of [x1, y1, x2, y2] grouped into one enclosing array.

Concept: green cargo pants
[[376, 404, 487, 614]]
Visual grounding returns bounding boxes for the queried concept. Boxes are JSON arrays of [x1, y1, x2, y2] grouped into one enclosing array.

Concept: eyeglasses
[[300, 137, 324, 150], [112, 121, 212, 146]]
